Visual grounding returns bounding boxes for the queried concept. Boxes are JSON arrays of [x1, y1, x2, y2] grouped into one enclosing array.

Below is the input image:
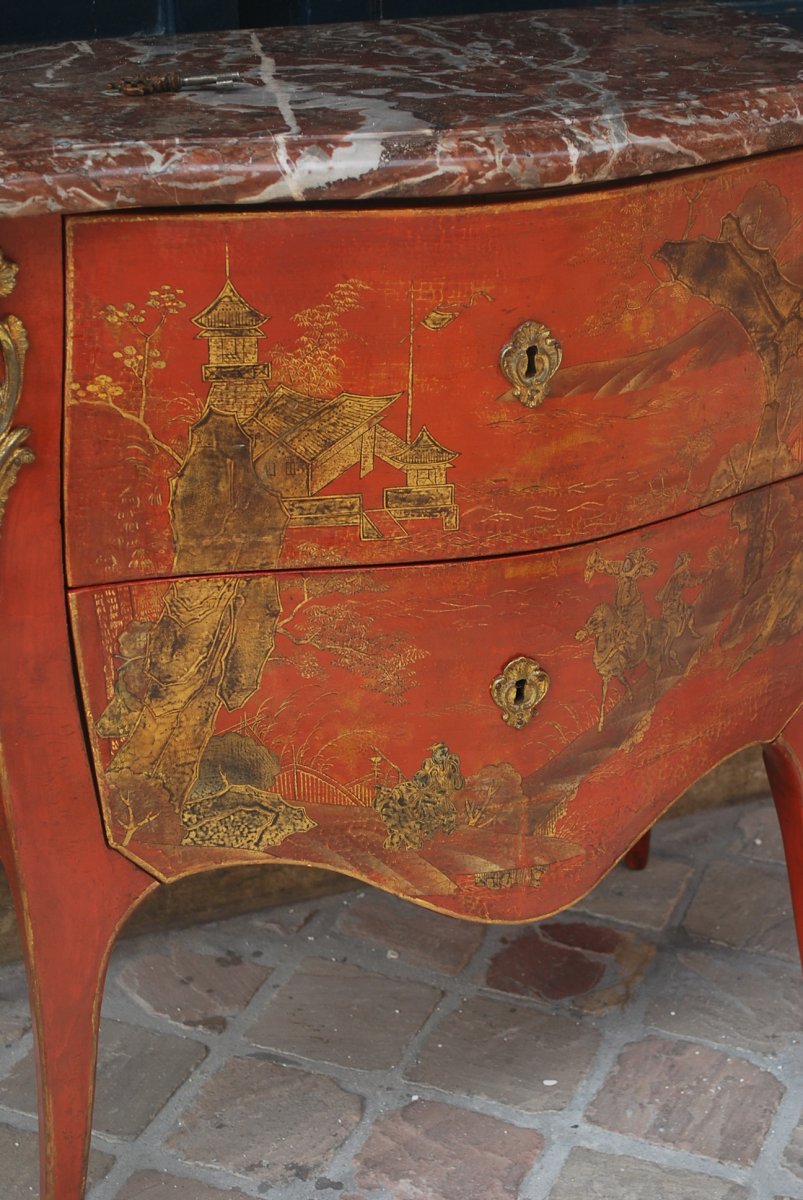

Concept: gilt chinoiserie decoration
[[64, 160, 803, 920], [0, 249, 32, 532], [70, 475, 802, 917], [63, 164, 803, 588], [2, 10, 803, 1200]]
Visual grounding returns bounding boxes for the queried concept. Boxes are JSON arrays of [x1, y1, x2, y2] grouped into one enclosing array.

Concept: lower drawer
[[69, 475, 802, 920]]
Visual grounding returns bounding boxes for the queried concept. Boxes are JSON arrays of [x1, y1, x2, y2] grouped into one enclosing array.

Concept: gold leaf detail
[[0, 262, 34, 533], [0, 252, 18, 300]]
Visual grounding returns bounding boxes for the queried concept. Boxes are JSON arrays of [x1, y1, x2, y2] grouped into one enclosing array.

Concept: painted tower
[[192, 276, 272, 421]]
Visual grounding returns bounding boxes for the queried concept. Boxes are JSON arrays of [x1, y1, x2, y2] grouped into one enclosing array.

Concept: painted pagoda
[[192, 272, 460, 538]]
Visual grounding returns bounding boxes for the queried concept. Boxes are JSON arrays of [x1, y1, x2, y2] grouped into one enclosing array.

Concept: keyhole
[[524, 344, 539, 380], [513, 677, 528, 705]]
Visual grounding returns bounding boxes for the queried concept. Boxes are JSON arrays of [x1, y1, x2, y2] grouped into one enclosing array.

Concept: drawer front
[[64, 154, 803, 587], [70, 476, 802, 921]]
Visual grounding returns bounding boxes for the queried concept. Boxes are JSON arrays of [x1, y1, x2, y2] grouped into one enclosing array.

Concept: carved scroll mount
[[491, 656, 550, 730], [0, 251, 33, 532], [500, 320, 562, 408]]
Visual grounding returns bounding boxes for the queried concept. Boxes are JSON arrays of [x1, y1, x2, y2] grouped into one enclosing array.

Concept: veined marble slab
[[1, 4, 802, 216]]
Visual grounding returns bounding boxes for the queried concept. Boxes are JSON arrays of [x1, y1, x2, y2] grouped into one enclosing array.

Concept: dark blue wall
[[3, 0, 802, 45]]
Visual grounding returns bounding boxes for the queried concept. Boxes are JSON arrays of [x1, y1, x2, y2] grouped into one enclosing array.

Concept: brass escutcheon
[[500, 319, 562, 408], [491, 656, 550, 729]]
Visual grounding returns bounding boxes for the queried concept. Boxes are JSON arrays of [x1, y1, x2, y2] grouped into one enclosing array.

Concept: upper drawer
[[64, 154, 803, 586]]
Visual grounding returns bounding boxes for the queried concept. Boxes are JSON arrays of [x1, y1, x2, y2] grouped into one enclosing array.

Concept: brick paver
[[0, 1124, 113, 1199], [407, 995, 601, 1112], [248, 958, 442, 1069], [488, 925, 607, 1001], [114, 1171, 252, 1198], [549, 1147, 750, 1199], [0, 797, 798, 1200], [336, 890, 485, 974], [782, 1116, 803, 1181], [647, 949, 802, 1055], [486, 920, 655, 1012], [684, 861, 798, 959], [117, 942, 271, 1033], [574, 858, 693, 929], [0, 1019, 207, 1138], [735, 805, 786, 863], [0, 965, 31, 1048], [354, 1099, 544, 1199], [166, 1057, 363, 1185], [248, 899, 323, 936], [587, 1035, 785, 1165]]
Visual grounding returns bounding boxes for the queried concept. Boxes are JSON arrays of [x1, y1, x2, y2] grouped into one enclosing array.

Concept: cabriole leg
[[763, 707, 803, 975], [0, 820, 154, 1200]]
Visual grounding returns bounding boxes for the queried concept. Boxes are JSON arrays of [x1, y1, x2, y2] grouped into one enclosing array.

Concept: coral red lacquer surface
[[64, 155, 802, 585], [70, 475, 802, 920]]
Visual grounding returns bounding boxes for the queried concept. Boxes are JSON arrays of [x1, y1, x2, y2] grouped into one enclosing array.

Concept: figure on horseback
[[576, 547, 659, 730]]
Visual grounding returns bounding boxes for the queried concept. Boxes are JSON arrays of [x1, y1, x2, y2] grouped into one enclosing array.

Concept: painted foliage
[[64, 160, 802, 584], [70, 469, 802, 920], [67, 163, 803, 919]]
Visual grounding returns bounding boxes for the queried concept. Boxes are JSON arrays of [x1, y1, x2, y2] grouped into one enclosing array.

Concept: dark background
[[3, 0, 803, 45]]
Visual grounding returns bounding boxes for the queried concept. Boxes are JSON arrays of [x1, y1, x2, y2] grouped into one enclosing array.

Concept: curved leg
[[0, 818, 155, 1200], [763, 706, 803, 974], [0, 216, 158, 1198], [624, 830, 651, 871]]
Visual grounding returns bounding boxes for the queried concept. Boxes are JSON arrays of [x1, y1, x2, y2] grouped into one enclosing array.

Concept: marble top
[[1, 4, 803, 218]]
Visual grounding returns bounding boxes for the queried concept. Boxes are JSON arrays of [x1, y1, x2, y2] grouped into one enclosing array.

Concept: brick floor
[[0, 796, 800, 1199], [485, 920, 656, 1012], [0, 965, 30, 1048], [783, 1118, 803, 1182], [354, 1100, 545, 1199], [248, 958, 442, 1069], [336, 890, 485, 975], [0, 1124, 114, 1199], [573, 858, 693, 930], [586, 1035, 785, 1166], [165, 1057, 364, 1186], [549, 1147, 751, 1199], [408, 994, 601, 1112], [684, 861, 799, 960], [117, 942, 271, 1033], [112, 1171, 252, 1199], [0, 1020, 208, 1138], [646, 949, 802, 1055]]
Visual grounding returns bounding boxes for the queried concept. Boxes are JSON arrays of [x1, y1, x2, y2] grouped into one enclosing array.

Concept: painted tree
[[271, 278, 369, 395]]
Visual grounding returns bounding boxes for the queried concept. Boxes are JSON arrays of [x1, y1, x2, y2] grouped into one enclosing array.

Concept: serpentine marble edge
[[0, 4, 802, 216]]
